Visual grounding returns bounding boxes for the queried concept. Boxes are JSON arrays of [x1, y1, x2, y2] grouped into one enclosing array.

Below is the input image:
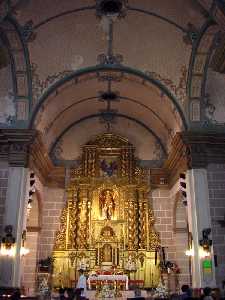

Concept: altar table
[[87, 274, 129, 290]]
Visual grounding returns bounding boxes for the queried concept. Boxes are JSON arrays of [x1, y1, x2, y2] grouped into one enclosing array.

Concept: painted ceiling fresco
[[0, 0, 224, 164]]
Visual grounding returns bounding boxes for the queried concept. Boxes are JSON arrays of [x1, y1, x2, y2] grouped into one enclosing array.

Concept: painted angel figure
[[100, 159, 117, 177]]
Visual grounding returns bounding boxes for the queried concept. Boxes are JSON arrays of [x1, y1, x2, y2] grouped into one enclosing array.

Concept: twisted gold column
[[138, 189, 147, 249], [76, 186, 89, 249], [127, 187, 138, 250]]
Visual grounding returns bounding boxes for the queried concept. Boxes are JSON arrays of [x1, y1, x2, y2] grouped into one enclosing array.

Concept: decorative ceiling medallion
[[96, 0, 128, 18], [98, 91, 120, 102], [97, 53, 123, 65]]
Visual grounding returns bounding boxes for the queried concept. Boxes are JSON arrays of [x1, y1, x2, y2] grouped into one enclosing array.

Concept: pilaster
[[164, 131, 225, 184], [186, 169, 216, 288], [165, 132, 225, 288], [0, 129, 35, 287], [0, 129, 36, 167]]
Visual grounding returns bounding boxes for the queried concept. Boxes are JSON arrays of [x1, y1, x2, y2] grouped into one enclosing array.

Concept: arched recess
[[173, 191, 190, 285], [29, 65, 188, 160], [173, 192, 188, 233], [23, 191, 42, 294], [29, 65, 187, 129], [50, 113, 167, 160]]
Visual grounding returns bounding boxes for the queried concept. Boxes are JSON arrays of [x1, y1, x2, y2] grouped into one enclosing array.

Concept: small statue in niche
[[99, 189, 116, 220]]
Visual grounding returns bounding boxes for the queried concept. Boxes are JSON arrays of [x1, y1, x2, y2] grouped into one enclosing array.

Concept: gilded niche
[[53, 133, 160, 288]]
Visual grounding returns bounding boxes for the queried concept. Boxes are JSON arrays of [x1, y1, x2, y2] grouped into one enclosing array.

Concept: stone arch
[[23, 190, 42, 294], [49, 113, 168, 159], [26, 191, 41, 230], [29, 65, 188, 129], [173, 191, 188, 233], [172, 191, 190, 286], [0, 16, 32, 124], [187, 20, 219, 123]]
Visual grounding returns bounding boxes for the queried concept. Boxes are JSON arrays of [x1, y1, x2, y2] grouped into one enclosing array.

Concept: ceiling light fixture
[[96, 0, 127, 18]]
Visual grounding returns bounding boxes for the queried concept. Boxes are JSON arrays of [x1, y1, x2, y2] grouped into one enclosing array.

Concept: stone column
[[186, 168, 216, 288], [0, 129, 35, 287]]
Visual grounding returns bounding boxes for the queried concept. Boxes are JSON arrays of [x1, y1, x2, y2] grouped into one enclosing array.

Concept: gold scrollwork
[[54, 206, 68, 250]]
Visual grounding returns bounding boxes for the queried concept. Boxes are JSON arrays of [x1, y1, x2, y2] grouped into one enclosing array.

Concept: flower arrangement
[[39, 277, 50, 296], [98, 282, 116, 298], [153, 280, 169, 299]]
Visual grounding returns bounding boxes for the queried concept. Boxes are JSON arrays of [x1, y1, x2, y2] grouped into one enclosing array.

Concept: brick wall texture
[[23, 232, 39, 294], [0, 167, 8, 234], [151, 187, 189, 289], [38, 186, 65, 259], [207, 163, 225, 287]]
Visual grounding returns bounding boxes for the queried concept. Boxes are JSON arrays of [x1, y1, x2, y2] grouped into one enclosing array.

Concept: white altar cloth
[[87, 274, 129, 290]]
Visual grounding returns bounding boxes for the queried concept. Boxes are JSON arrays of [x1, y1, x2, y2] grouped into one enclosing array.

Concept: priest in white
[[76, 270, 87, 297]]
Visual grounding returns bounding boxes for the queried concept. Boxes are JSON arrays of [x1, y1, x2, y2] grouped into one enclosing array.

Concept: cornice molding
[[164, 131, 225, 184], [29, 132, 53, 181], [0, 129, 36, 167], [181, 131, 225, 168], [29, 132, 65, 187]]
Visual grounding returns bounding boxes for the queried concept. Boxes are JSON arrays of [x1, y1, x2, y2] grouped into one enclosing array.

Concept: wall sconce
[[0, 225, 16, 257], [20, 230, 30, 256], [199, 228, 212, 258]]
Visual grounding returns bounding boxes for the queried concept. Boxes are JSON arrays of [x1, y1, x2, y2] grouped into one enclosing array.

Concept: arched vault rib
[[29, 65, 188, 130], [49, 113, 168, 158], [41, 95, 174, 139], [33, 4, 187, 34]]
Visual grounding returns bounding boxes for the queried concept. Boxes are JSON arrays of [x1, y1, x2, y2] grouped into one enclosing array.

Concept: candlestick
[[155, 250, 157, 265], [162, 247, 166, 265]]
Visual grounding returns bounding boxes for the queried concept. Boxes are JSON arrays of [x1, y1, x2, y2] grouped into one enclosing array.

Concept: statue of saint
[[99, 189, 116, 220]]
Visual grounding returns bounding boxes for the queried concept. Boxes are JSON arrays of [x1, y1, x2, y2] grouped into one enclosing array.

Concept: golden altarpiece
[[52, 133, 161, 288]]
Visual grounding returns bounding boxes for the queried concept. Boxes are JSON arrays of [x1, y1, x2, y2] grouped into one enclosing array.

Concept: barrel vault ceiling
[[2, 0, 224, 162]]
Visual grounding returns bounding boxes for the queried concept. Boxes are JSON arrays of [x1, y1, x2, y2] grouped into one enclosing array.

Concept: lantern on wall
[[0, 225, 16, 256]]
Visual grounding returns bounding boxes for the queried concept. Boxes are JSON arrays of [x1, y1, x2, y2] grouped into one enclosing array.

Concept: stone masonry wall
[[0, 164, 8, 234], [151, 186, 189, 290], [22, 232, 39, 294], [207, 163, 225, 287], [38, 186, 65, 259]]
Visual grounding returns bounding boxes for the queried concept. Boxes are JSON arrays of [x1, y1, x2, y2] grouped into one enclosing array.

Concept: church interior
[[0, 0, 225, 299]]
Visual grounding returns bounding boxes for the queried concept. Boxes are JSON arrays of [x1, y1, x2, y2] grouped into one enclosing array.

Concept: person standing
[[202, 287, 213, 300], [76, 270, 87, 298]]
